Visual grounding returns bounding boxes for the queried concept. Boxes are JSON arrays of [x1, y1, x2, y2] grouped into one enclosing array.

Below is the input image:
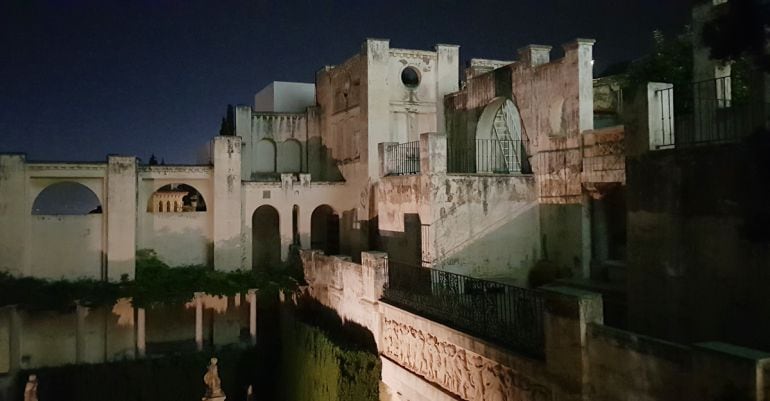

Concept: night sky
[[1, 0, 691, 164]]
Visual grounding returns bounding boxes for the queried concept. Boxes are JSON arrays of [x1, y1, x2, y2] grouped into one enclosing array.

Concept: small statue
[[202, 357, 226, 400], [246, 385, 254, 401], [24, 374, 38, 401]]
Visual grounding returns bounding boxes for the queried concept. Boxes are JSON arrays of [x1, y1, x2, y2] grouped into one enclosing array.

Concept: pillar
[[378, 142, 398, 177], [247, 289, 257, 345], [563, 39, 596, 133], [435, 44, 460, 134], [279, 200, 293, 262], [365, 38, 391, 180], [581, 192, 592, 279], [542, 286, 603, 396], [212, 136, 243, 271], [0, 155, 28, 276], [75, 303, 87, 363], [136, 308, 146, 358], [518, 44, 552, 67], [195, 292, 204, 351], [106, 156, 137, 281], [419, 132, 447, 175]]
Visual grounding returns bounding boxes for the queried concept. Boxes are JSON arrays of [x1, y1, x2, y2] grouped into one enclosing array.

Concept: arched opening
[[475, 97, 528, 173], [147, 184, 207, 213], [252, 205, 281, 270], [278, 139, 302, 173], [292, 205, 300, 246], [255, 139, 277, 173], [32, 182, 102, 215], [311, 205, 339, 255]]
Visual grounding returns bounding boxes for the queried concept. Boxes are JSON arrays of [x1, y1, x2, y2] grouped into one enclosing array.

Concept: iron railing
[[386, 141, 420, 176], [382, 260, 545, 357], [656, 76, 767, 148], [447, 139, 531, 174]]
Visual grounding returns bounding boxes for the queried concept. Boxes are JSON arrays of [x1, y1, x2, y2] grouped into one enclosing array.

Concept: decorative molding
[[382, 317, 552, 401], [27, 163, 106, 171], [138, 166, 212, 174]]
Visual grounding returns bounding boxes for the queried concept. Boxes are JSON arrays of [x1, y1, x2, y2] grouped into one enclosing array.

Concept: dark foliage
[[702, 0, 770, 71]]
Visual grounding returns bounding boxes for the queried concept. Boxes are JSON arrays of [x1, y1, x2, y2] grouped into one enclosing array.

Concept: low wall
[[302, 249, 770, 401]]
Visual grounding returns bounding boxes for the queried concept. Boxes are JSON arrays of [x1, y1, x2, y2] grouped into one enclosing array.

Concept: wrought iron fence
[[655, 76, 767, 148], [382, 260, 545, 358], [386, 141, 420, 176], [447, 139, 531, 174]]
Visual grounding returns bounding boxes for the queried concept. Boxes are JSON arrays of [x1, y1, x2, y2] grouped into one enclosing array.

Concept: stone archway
[[252, 205, 281, 270], [311, 205, 340, 255]]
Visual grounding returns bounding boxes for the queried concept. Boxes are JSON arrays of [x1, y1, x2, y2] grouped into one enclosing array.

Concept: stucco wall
[[30, 215, 103, 279], [139, 213, 212, 267], [627, 143, 770, 351], [586, 324, 690, 400]]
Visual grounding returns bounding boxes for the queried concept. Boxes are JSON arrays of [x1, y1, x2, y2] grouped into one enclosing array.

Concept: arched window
[[475, 97, 528, 174], [32, 182, 102, 215], [147, 184, 207, 213]]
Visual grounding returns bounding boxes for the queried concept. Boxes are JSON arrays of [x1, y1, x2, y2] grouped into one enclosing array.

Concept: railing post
[[419, 132, 447, 174], [541, 286, 603, 397], [647, 82, 675, 150], [378, 142, 398, 177]]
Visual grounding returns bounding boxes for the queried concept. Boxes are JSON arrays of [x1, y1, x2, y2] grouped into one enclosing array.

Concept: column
[[212, 136, 243, 271], [248, 289, 257, 346], [75, 303, 87, 363], [542, 286, 603, 396], [195, 292, 204, 351], [136, 308, 146, 358], [106, 156, 137, 281]]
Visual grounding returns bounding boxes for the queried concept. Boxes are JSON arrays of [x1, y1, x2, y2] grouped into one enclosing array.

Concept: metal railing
[[382, 260, 545, 357], [386, 141, 420, 176], [447, 139, 531, 174], [656, 76, 767, 148]]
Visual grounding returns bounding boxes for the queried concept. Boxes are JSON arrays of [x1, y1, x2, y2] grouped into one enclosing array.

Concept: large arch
[[311, 205, 340, 255], [278, 139, 302, 173], [32, 181, 102, 215], [146, 183, 207, 213], [475, 97, 526, 173], [254, 139, 277, 173], [252, 205, 281, 270]]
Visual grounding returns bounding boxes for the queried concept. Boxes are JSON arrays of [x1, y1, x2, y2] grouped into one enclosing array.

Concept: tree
[[623, 30, 695, 111], [149, 154, 158, 166], [701, 0, 769, 71], [219, 104, 235, 136]]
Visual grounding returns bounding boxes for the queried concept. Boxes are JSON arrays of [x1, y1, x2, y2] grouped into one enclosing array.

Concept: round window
[[400, 66, 420, 89]]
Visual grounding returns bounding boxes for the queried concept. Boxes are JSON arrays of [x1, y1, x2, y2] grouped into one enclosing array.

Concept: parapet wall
[[301, 249, 770, 401]]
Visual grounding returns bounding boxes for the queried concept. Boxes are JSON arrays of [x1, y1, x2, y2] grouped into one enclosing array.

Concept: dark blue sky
[[0, 0, 691, 164]]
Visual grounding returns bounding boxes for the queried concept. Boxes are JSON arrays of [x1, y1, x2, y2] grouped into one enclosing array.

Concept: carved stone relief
[[382, 317, 551, 401]]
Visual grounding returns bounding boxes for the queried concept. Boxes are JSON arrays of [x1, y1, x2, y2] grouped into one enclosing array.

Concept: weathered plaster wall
[[29, 215, 103, 279], [627, 143, 770, 351]]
